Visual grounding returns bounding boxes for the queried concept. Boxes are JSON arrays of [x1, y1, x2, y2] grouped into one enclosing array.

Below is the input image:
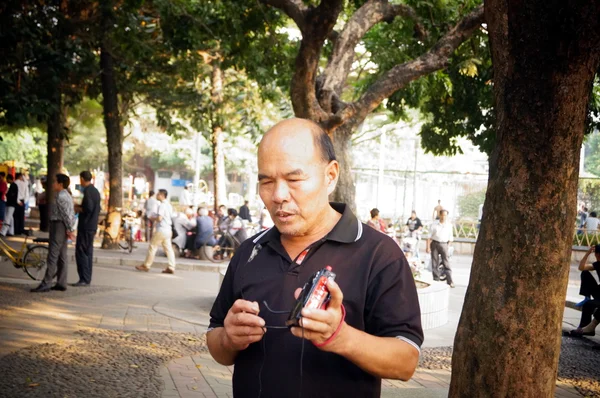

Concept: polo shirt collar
[[252, 202, 362, 245]]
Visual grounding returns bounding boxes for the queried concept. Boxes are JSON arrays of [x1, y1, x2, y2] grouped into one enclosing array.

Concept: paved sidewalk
[[0, 237, 597, 397]]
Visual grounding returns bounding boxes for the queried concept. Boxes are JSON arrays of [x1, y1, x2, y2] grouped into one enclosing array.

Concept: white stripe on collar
[[355, 220, 363, 242], [253, 227, 272, 244]]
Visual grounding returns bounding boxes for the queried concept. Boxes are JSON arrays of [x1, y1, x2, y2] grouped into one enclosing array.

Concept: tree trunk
[[330, 124, 355, 210], [100, 32, 123, 249], [211, 64, 227, 212], [46, 93, 65, 219], [450, 2, 600, 397]]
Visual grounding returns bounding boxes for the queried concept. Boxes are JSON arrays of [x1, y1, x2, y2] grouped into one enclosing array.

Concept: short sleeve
[[416, 219, 423, 229], [364, 254, 424, 349], [208, 246, 250, 329]]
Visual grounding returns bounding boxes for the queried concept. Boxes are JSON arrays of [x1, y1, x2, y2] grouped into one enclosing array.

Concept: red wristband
[[313, 304, 346, 348]]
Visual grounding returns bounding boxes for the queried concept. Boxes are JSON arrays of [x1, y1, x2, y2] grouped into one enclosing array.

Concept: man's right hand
[[222, 299, 266, 352]]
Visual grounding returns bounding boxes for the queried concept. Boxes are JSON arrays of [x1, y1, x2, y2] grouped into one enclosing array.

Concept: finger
[[297, 317, 330, 334], [301, 307, 333, 324], [326, 279, 343, 309], [233, 312, 266, 328], [230, 325, 266, 338], [290, 326, 319, 341], [230, 299, 260, 315], [294, 288, 302, 300]]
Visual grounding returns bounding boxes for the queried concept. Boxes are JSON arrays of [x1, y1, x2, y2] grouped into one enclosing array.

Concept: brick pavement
[[159, 353, 584, 398], [0, 237, 594, 398]]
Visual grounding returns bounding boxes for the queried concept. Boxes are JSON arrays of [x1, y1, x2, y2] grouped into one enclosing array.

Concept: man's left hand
[[290, 279, 346, 352], [66, 231, 75, 241]]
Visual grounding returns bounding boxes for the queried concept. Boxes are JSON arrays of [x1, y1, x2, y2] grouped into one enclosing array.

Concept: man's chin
[[276, 222, 304, 237]]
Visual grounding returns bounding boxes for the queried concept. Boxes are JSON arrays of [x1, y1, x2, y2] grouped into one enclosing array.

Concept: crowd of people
[[134, 194, 275, 273], [365, 203, 454, 287]]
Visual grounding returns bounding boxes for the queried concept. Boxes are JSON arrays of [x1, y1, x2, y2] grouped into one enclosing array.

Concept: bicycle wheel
[[205, 244, 225, 263], [23, 245, 49, 281], [118, 228, 131, 252]]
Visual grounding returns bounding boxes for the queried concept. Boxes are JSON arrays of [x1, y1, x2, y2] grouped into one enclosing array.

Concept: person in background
[[14, 172, 29, 235], [31, 174, 76, 293], [238, 200, 251, 222], [0, 174, 17, 236], [426, 209, 455, 288], [216, 204, 227, 229], [72, 171, 101, 287], [181, 184, 192, 207], [258, 205, 273, 230], [579, 205, 589, 230], [136, 189, 176, 274], [584, 211, 600, 233], [172, 207, 197, 255], [193, 207, 217, 251], [36, 177, 48, 232], [0, 172, 7, 228], [432, 199, 443, 220], [144, 190, 159, 242], [406, 210, 423, 236], [567, 245, 600, 337], [367, 208, 386, 233]]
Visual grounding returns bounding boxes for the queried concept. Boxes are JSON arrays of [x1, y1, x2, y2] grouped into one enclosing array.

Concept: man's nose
[[272, 181, 290, 203]]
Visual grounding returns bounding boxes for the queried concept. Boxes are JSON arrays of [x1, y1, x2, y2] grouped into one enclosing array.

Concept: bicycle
[[0, 234, 49, 281], [118, 212, 136, 254], [204, 230, 240, 263]]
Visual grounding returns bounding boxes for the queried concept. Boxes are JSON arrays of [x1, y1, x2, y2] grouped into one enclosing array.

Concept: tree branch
[[260, 0, 309, 33], [320, 0, 424, 112], [328, 4, 485, 131]]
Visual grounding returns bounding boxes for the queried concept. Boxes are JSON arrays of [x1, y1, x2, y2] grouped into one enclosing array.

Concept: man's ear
[[325, 161, 339, 196]]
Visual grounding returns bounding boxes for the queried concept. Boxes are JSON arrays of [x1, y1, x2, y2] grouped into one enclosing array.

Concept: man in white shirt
[[585, 211, 600, 233], [14, 173, 30, 235], [136, 189, 177, 274], [426, 209, 455, 288], [144, 190, 159, 242]]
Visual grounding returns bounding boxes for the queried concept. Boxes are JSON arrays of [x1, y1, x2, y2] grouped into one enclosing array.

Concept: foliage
[[0, 1, 97, 128], [457, 189, 486, 218], [0, 129, 47, 174], [584, 130, 600, 177], [578, 179, 600, 214]]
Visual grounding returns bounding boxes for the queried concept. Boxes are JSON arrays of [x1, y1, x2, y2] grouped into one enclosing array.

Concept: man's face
[[218, 207, 226, 216], [411, 212, 416, 219], [439, 211, 447, 222], [157, 192, 165, 201], [258, 124, 338, 237]]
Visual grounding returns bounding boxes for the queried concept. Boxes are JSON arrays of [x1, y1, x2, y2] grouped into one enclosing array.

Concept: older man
[[31, 174, 76, 292], [207, 118, 422, 397]]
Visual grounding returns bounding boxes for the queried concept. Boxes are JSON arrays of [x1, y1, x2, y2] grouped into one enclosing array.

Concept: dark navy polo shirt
[[209, 203, 423, 398]]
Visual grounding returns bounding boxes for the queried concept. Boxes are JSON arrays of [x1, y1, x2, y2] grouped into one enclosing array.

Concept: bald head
[[259, 118, 336, 165], [257, 118, 340, 238]]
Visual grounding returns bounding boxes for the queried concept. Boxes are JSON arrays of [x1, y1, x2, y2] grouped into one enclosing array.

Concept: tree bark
[[449, 2, 600, 397], [46, 92, 65, 216], [330, 124, 355, 209], [100, 5, 123, 249], [211, 64, 227, 212]]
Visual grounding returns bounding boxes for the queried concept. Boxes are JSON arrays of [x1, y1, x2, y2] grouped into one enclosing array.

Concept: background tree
[[144, 0, 293, 211], [449, 1, 600, 396], [0, 0, 96, 214], [259, 0, 485, 206]]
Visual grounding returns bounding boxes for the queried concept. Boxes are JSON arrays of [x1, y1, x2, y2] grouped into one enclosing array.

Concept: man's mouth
[[275, 210, 296, 222]]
